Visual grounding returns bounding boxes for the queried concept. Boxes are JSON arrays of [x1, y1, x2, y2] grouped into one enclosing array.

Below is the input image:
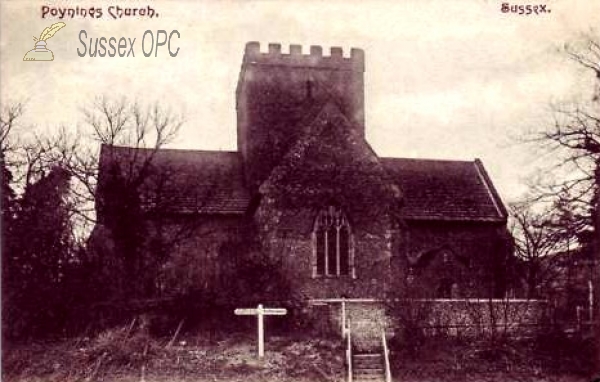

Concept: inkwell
[[23, 22, 66, 61]]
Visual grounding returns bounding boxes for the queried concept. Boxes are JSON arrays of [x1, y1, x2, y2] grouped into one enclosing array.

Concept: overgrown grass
[[390, 333, 598, 382], [5, 319, 596, 382], [2, 323, 344, 382]]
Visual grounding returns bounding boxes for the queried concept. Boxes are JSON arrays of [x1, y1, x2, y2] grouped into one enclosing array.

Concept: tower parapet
[[243, 42, 364, 72]]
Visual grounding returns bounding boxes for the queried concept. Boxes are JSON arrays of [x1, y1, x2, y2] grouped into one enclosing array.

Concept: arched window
[[313, 206, 352, 277]]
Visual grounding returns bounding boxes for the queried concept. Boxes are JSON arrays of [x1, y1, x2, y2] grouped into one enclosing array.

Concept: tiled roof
[[382, 158, 507, 222], [98, 145, 250, 215], [98, 146, 506, 221]]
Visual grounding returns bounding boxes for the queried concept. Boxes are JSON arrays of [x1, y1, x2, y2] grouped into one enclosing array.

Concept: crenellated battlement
[[243, 42, 364, 72]]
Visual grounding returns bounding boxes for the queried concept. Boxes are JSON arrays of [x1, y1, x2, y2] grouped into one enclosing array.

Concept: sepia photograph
[[1, 1, 599, 381]]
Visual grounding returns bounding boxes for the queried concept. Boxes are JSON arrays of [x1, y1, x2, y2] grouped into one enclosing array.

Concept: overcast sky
[[2, 0, 600, 203]]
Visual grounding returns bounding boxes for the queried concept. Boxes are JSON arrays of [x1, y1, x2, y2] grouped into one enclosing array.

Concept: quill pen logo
[[23, 22, 66, 61]]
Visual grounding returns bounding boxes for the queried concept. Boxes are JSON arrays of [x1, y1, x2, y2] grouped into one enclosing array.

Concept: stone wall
[[256, 197, 395, 300], [309, 300, 389, 345], [309, 298, 548, 341], [389, 298, 549, 338]]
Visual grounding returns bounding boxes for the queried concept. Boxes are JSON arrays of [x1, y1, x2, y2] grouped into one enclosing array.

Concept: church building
[[93, 42, 511, 329]]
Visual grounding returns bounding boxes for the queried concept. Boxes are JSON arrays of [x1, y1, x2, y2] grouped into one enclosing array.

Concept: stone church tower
[[236, 42, 366, 192]]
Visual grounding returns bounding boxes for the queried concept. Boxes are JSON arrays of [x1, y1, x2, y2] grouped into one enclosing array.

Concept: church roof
[[98, 145, 506, 221], [98, 145, 251, 215], [382, 157, 507, 222]]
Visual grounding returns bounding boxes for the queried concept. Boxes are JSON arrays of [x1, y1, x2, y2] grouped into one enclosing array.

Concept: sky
[[1, 0, 600, 204]]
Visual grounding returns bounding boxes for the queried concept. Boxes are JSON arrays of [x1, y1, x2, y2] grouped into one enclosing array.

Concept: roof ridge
[[380, 157, 476, 163], [103, 144, 239, 155]]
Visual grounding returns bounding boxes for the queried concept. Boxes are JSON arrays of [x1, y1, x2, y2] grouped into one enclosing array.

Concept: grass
[[3, 325, 597, 382], [390, 335, 597, 382], [2, 326, 344, 382]]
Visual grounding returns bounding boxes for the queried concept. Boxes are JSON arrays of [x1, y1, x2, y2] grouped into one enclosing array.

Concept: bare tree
[[509, 202, 574, 299], [78, 96, 235, 302], [83, 95, 182, 175], [1, 102, 81, 339], [527, 35, 598, 236], [71, 96, 187, 298], [0, 102, 25, 162], [526, 32, 600, 374], [2, 102, 81, 198], [60, 96, 184, 226]]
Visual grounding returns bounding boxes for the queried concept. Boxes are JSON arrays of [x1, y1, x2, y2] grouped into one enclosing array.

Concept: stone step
[[354, 367, 384, 374], [354, 363, 383, 369], [354, 360, 383, 368], [353, 336, 383, 345], [352, 366, 385, 374], [353, 353, 382, 359], [347, 309, 387, 381], [354, 343, 383, 352], [353, 353, 383, 368], [353, 375, 384, 382], [353, 340, 383, 352], [353, 353, 382, 360]]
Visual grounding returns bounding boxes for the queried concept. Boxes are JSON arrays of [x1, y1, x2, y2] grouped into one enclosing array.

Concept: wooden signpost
[[234, 304, 287, 358]]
